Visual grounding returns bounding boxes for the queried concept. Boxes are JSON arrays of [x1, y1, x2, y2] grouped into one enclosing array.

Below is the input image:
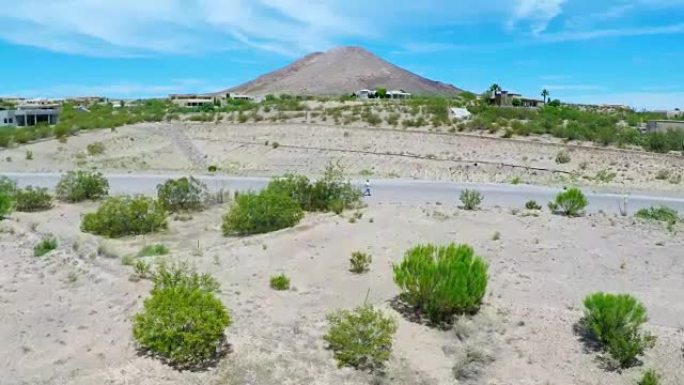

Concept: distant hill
[[216, 46, 463, 97]]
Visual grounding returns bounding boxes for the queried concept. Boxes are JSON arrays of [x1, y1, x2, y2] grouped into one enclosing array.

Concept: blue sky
[[1, 0, 683, 109]]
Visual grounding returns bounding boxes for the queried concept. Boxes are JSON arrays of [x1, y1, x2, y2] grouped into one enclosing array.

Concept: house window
[[2, 118, 6, 124]]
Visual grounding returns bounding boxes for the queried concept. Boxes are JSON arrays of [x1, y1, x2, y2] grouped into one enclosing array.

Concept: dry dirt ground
[[1, 200, 683, 385], [1, 122, 683, 193]]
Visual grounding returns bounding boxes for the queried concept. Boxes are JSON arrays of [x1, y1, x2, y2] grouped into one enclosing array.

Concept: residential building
[[0, 104, 60, 127], [169, 94, 215, 108], [354, 89, 375, 99], [227, 93, 254, 101], [387, 89, 411, 99], [488, 90, 544, 108], [644, 120, 684, 134]]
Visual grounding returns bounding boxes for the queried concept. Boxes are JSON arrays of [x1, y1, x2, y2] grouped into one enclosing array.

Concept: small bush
[[133, 265, 230, 369], [460, 189, 483, 210], [81, 196, 167, 238], [14, 186, 52, 212], [222, 190, 303, 236], [555, 150, 571, 164], [87, 142, 105, 155], [133, 260, 152, 279], [137, 244, 169, 257], [323, 305, 397, 372], [156, 176, 208, 212], [349, 251, 372, 273], [654, 169, 670, 180], [152, 262, 220, 292], [582, 292, 655, 368], [271, 141, 280, 149], [551, 188, 588, 216], [56, 171, 109, 202], [34, 236, 58, 257], [25, 150, 33, 160], [0, 191, 13, 219], [638, 369, 660, 385], [207, 165, 218, 172], [393, 243, 489, 323], [525, 200, 542, 210], [269, 274, 290, 290], [635, 206, 679, 225]]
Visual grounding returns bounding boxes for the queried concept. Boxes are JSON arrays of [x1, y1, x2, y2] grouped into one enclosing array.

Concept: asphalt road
[[3, 172, 684, 215]]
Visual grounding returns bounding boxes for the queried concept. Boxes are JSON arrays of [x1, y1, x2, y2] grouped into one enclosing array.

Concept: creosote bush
[[555, 149, 571, 164], [86, 142, 105, 155], [14, 186, 53, 212], [323, 305, 397, 372], [269, 274, 290, 290], [56, 170, 109, 202], [349, 251, 372, 273], [0, 190, 13, 219], [34, 236, 58, 257], [635, 206, 679, 225], [133, 263, 230, 369], [582, 292, 655, 368], [137, 244, 170, 257], [81, 196, 167, 238], [524, 200, 542, 210], [222, 190, 303, 236], [551, 187, 588, 217], [459, 189, 483, 211], [156, 176, 208, 212], [393, 243, 489, 323]]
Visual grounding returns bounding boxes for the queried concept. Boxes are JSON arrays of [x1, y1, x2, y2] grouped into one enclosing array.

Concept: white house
[[355, 89, 376, 99], [387, 90, 411, 99]]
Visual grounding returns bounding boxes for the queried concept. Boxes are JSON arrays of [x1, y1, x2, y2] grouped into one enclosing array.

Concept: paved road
[[3, 172, 684, 215]]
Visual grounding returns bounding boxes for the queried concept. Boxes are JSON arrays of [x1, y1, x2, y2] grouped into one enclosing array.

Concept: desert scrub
[[323, 305, 397, 372], [349, 251, 372, 273], [524, 200, 542, 210], [269, 274, 290, 290], [555, 149, 571, 164], [14, 186, 52, 212], [393, 243, 488, 323], [582, 292, 655, 368], [0, 190, 13, 219], [222, 190, 303, 236], [266, 163, 362, 213], [637, 369, 660, 385], [81, 196, 167, 238], [56, 170, 109, 202], [133, 260, 152, 279], [133, 264, 230, 369], [459, 189, 483, 210], [137, 244, 169, 257], [86, 141, 105, 155], [156, 176, 208, 212], [550, 187, 588, 217], [34, 236, 58, 257], [635, 206, 679, 225]]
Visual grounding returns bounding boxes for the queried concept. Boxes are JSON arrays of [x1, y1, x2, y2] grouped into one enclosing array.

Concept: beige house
[[644, 120, 684, 133], [169, 94, 215, 108], [489, 90, 544, 108]]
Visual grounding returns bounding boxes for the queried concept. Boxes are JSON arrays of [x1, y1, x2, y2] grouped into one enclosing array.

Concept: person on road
[[363, 179, 371, 197]]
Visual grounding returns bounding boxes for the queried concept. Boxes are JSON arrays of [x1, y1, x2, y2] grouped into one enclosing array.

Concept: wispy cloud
[[538, 22, 684, 42], [510, 0, 566, 34]]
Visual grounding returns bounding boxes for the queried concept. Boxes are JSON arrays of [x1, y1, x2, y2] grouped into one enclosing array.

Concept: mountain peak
[[219, 47, 462, 97]]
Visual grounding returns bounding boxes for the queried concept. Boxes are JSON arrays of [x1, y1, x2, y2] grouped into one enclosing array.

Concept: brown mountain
[[217, 46, 462, 97]]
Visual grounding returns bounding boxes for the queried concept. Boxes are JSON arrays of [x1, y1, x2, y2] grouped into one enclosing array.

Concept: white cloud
[[538, 22, 684, 42], [510, 0, 566, 34]]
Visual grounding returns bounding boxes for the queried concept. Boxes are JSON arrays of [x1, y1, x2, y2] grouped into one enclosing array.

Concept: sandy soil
[[1, 122, 682, 194], [1, 200, 682, 385]]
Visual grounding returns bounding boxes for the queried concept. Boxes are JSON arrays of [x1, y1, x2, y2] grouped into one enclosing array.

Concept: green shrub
[[638, 369, 660, 385], [81, 196, 167, 238], [14, 186, 53, 212], [349, 251, 372, 273], [152, 262, 219, 293], [269, 274, 290, 290], [551, 188, 588, 216], [34, 236, 58, 257], [86, 142, 105, 155], [323, 305, 397, 372], [133, 260, 152, 279], [0, 176, 17, 195], [156, 176, 208, 212], [25, 150, 33, 160], [459, 189, 483, 210], [222, 190, 303, 236], [137, 244, 170, 257], [266, 164, 362, 213], [271, 141, 280, 149], [207, 165, 218, 172], [525, 200, 542, 210], [132, 265, 230, 369], [393, 243, 489, 323], [56, 171, 109, 202], [555, 150, 571, 164], [0, 191, 13, 219], [582, 292, 655, 368], [635, 206, 679, 225]]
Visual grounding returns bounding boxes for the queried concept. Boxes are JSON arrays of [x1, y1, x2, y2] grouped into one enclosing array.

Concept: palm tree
[[541, 89, 550, 104], [489, 84, 502, 93]]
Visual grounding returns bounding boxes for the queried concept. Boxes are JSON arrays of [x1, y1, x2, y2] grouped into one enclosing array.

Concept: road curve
[[3, 172, 684, 215]]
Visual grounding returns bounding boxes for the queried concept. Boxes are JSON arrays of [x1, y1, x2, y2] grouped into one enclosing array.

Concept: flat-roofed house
[[1, 103, 61, 127], [387, 89, 411, 99], [169, 94, 215, 107], [645, 120, 684, 133]]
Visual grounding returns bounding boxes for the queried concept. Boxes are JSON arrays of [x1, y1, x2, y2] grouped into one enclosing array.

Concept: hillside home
[[169, 94, 215, 108], [0, 104, 60, 127], [644, 120, 684, 134], [354, 89, 375, 99], [489, 90, 544, 108], [387, 90, 411, 99]]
